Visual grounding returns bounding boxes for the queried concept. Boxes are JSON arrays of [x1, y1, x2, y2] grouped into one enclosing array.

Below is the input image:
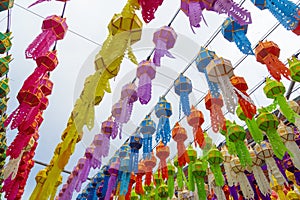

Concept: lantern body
[[155, 97, 172, 117], [263, 78, 285, 99], [207, 57, 234, 83], [288, 57, 300, 82], [42, 15, 68, 40], [0, 55, 11, 77], [35, 51, 58, 72], [0, 32, 12, 54], [256, 112, 279, 132], [153, 26, 177, 50], [0, 78, 9, 98]]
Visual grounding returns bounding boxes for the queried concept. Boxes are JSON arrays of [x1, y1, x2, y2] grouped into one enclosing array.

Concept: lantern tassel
[[178, 142, 189, 166], [145, 171, 152, 186], [120, 172, 130, 195], [285, 141, 300, 169], [223, 162, 235, 186], [6, 133, 32, 159], [177, 166, 184, 190], [156, 117, 171, 145], [137, 74, 152, 105], [217, 75, 238, 114], [234, 31, 254, 55], [214, 185, 227, 200], [267, 129, 289, 159], [276, 95, 299, 123], [211, 104, 225, 133], [235, 140, 252, 167], [142, 136, 152, 159], [265, 158, 287, 186], [229, 185, 239, 200], [129, 151, 139, 173], [188, 2, 205, 32], [204, 70, 220, 98], [195, 177, 206, 200], [188, 164, 195, 191], [264, 54, 290, 81], [245, 117, 263, 143], [236, 172, 255, 200], [153, 39, 175, 66], [210, 164, 224, 187], [167, 174, 174, 198], [180, 91, 191, 116], [135, 175, 144, 195], [104, 175, 117, 200], [75, 160, 92, 192], [194, 126, 205, 148], [252, 165, 272, 196]]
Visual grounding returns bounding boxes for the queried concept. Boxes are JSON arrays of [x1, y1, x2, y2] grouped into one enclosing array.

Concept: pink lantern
[[139, 0, 164, 23]]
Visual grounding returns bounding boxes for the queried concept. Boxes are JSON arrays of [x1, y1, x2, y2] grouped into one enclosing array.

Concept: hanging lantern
[[230, 157, 255, 200], [167, 161, 175, 199], [155, 96, 172, 145], [251, 0, 299, 31], [92, 133, 109, 169], [254, 141, 287, 186], [74, 157, 93, 193], [221, 17, 254, 55], [140, 115, 156, 159], [277, 122, 300, 169], [264, 77, 300, 125], [227, 122, 252, 167], [26, 15, 68, 60], [104, 159, 120, 200], [0, 32, 12, 54], [0, 0, 14, 11], [0, 55, 11, 77], [174, 156, 185, 190], [207, 56, 237, 114], [174, 74, 192, 116], [187, 106, 205, 148], [152, 26, 177, 66], [144, 152, 157, 186], [205, 91, 225, 133], [138, 0, 164, 23], [207, 145, 224, 186], [135, 160, 146, 195], [221, 146, 236, 188], [192, 159, 208, 200], [129, 132, 142, 173], [249, 148, 272, 196], [153, 171, 163, 200], [156, 141, 169, 180], [256, 109, 289, 159], [101, 116, 117, 155], [195, 47, 220, 98], [172, 122, 190, 167], [119, 147, 131, 196], [289, 100, 300, 128], [255, 41, 290, 81], [180, 0, 206, 31], [288, 56, 300, 82], [136, 60, 156, 105], [158, 184, 168, 200], [130, 190, 139, 200], [125, 173, 136, 200], [187, 145, 197, 192], [0, 78, 9, 98], [144, 183, 154, 199]]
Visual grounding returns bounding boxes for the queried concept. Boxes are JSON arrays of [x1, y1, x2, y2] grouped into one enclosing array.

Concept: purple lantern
[[104, 159, 120, 200]]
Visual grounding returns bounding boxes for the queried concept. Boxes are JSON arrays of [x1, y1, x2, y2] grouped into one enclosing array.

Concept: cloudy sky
[[3, 0, 300, 199]]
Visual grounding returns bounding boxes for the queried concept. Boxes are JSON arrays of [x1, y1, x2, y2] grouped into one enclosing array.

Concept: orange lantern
[[135, 161, 146, 195], [144, 152, 157, 186], [172, 122, 189, 167], [156, 141, 169, 180], [187, 105, 205, 148]]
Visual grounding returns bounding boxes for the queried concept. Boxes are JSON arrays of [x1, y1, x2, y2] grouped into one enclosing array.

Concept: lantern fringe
[[264, 54, 290, 81], [180, 91, 191, 116], [236, 172, 254, 200], [120, 172, 130, 195], [135, 175, 144, 195], [177, 166, 184, 190], [104, 174, 117, 200], [285, 141, 300, 169], [75, 160, 92, 192], [188, 2, 205, 32], [246, 117, 263, 144], [223, 162, 235, 186], [266, 0, 299, 30], [142, 136, 152, 159], [235, 140, 252, 167], [138, 74, 152, 105], [252, 165, 272, 196], [276, 95, 299, 123], [6, 133, 32, 159], [229, 185, 239, 200], [211, 104, 225, 133], [129, 151, 139, 173], [265, 158, 287, 186], [217, 75, 238, 114], [194, 126, 205, 148], [234, 31, 254, 55], [195, 177, 206, 200], [204, 70, 220, 98], [153, 39, 175, 66], [167, 175, 174, 198], [210, 164, 224, 187], [28, 0, 51, 8], [3, 150, 23, 180], [188, 164, 195, 191], [145, 171, 152, 186], [267, 129, 290, 159], [156, 117, 171, 145]]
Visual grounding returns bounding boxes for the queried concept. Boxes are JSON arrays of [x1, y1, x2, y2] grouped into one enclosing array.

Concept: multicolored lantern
[[156, 141, 169, 180], [174, 74, 192, 116], [221, 17, 254, 55], [255, 41, 290, 81], [25, 15, 68, 60], [187, 106, 205, 148], [230, 157, 254, 199], [251, 0, 300, 31], [140, 115, 156, 159], [105, 159, 120, 200], [205, 91, 225, 133], [195, 47, 220, 98], [187, 145, 197, 192], [192, 159, 208, 200], [207, 145, 224, 187], [180, 0, 206, 31], [207, 56, 237, 114], [256, 109, 289, 159], [264, 78, 300, 125], [288, 56, 300, 82], [0, 0, 14, 11], [0, 32, 12, 54], [0, 55, 12, 77], [227, 122, 252, 167], [155, 96, 172, 145], [167, 161, 175, 198], [254, 141, 287, 186], [152, 26, 177, 66], [129, 132, 142, 173], [144, 152, 157, 187], [135, 160, 146, 195], [136, 60, 156, 105], [172, 122, 189, 167], [249, 148, 272, 196], [138, 0, 164, 23]]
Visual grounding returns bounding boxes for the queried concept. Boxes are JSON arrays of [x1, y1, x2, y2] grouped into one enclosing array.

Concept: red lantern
[[135, 160, 146, 195], [172, 122, 189, 167], [187, 105, 205, 148], [144, 152, 157, 186], [156, 141, 170, 180]]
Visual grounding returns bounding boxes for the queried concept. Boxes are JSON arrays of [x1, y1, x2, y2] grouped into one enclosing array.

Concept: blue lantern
[[155, 96, 172, 145], [251, 0, 300, 31], [174, 74, 192, 117], [100, 165, 110, 200], [222, 17, 254, 55], [140, 115, 156, 159], [129, 132, 142, 173], [119, 150, 131, 195], [195, 47, 220, 98]]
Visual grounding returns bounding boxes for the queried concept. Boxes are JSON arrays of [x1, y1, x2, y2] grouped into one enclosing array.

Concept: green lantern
[[158, 184, 169, 200], [144, 183, 154, 199], [153, 171, 162, 200], [219, 120, 236, 155], [0, 97, 8, 115], [0, 55, 11, 78], [167, 161, 175, 198], [192, 159, 208, 200], [0, 32, 12, 54], [130, 190, 139, 200], [227, 122, 252, 167], [0, 78, 9, 98], [236, 105, 263, 143], [288, 56, 300, 82], [174, 156, 185, 190], [256, 109, 289, 159], [202, 132, 213, 157], [207, 145, 224, 186], [187, 145, 197, 192]]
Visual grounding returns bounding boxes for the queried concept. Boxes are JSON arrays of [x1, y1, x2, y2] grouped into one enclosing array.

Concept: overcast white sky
[[3, 0, 300, 199]]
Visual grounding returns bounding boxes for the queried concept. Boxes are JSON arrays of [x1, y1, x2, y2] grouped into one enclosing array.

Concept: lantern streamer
[[234, 31, 254, 55]]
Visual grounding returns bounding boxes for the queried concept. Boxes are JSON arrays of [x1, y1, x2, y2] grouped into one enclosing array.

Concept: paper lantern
[[100, 116, 117, 160], [172, 122, 189, 167], [249, 148, 272, 196], [174, 156, 185, 190], [192, 160, 207, 200], [230, 157, 255, 199], [0, 55, 11, 77], [156, 141, 169, 180], [129, 132, 142, 173], [140, 115, 156, 159], [0, 78, 9, 98], [119, 147, 131, 196], [144, 183, 154, 198], [181, 0, 206, 31], [212, 0, 252, 25], [207, 145, 224, 186], [0, 32, 12, 54], [138, 0, 163, 23], [92, 134, 109, 169], [174, 74, 192, 116], [288, 56, 300, 82], [207, 56, 237, 114], [0, 0, 14, 11], [254, 141, 287, 186], [158, 184, 168, 200], [187, 145, 197, 192], [222, 17, 254, 55], [167, 161, 175, 198], [187, 106, 205, 148], [205, 91, 225, 133], [152, 26, 177, 66], [227, 122, 252, 166], [130, 190, 139, 200], [125, 173, 136, 200], [255, 41, 290, 81], [26, 15, 68, 59], [136, 60, 156, 105], [277, 122, 300, 169], [105, 159, 120, 200], [251, 0, 299, 31], [155, 96, 172, 145], [144, 152, 156, 187], [221, 146, 235, 187], [195, 47, 220, 98], [135, 161, 146, 195]]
